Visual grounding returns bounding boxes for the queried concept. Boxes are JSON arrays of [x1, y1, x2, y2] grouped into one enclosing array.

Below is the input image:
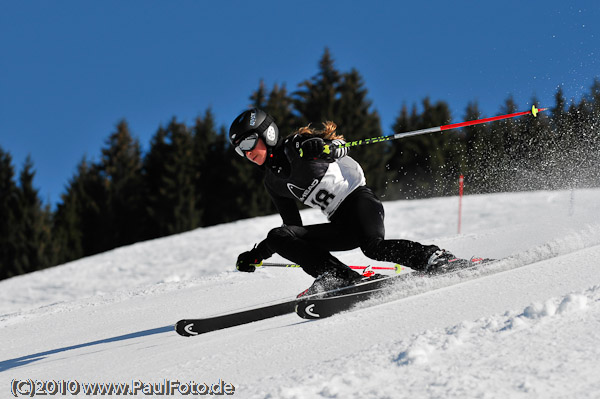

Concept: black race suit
[[254, 134, 439, 278]]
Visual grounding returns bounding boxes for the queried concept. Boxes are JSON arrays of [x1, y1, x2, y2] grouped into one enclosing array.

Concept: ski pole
[[254, 261, 402, 274], [324, 105, 547, 153]]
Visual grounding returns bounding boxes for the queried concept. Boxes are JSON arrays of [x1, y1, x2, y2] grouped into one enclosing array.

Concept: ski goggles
[[234, 132, 259, 157]]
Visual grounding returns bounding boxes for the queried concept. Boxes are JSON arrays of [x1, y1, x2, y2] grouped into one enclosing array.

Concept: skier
[[229, 108, 466, 296]]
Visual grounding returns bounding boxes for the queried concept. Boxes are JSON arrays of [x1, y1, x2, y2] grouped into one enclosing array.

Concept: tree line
[[1, 49, 599, 280]]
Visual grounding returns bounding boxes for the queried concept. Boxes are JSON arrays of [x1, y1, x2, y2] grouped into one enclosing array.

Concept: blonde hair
[[291, 121, 345, 141]]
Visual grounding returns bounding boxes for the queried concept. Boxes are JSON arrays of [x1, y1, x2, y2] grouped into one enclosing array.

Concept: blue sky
[[1, 1, 598, 207]]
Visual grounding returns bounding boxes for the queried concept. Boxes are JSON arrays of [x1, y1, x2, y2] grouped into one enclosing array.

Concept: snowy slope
[[1, 189, 600, 398]]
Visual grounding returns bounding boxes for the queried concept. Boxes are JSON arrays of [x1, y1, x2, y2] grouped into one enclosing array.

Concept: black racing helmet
[[229, 109, 279, 156]]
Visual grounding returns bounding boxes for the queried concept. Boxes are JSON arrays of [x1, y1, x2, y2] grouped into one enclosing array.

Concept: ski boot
[[296, 266, 387, 298], [424, 249, 470, 274], [425, 250, 494, 274], [296, 270, 358, 298]]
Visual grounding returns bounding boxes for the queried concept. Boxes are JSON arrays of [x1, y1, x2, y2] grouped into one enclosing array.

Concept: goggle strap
[[254, 114, 274, 136]]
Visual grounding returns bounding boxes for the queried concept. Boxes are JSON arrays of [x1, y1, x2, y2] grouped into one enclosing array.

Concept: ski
[[175, 300, 297, 337], [295, 259, 496, 319], [175, 276, 400, 336], [176, 259, 495, 336]]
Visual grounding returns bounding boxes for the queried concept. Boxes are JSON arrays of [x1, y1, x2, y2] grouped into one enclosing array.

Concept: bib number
[[310, 189, 336, 211]]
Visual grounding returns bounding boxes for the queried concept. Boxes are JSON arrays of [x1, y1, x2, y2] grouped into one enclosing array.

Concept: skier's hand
[[236, 250, 262, 272], [300, 137, 325, 158]]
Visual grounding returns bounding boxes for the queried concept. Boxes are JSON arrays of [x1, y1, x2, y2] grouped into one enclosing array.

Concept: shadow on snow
[[0, 325, 173, 372]]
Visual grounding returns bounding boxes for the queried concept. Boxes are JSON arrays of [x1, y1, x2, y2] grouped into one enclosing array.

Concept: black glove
[[236, 248, 263, 273], [300, 137, 325, 158]]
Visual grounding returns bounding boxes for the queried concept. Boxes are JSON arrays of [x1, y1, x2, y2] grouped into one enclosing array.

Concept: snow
[[2, 188, 600, 398]]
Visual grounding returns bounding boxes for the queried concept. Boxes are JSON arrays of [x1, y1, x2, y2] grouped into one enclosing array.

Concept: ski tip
[[295, 301, 322, 319], [394, 264, 403, 274], [175, 320, 198, 337]]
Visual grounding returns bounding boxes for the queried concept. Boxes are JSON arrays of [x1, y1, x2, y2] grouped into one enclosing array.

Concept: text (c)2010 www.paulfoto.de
[[10, 378, 236, 396]]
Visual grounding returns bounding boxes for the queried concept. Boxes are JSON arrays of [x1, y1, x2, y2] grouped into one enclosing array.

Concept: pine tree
[[52, 157, 109, 264], [12, 157, 53, 275], [264, 82, 299, 137], [144, 119, 199, 238], [52, 185, 84, 266], [249, 80, 268, 111], [294, 48, 341, 125], [294, 49, 385, 194], [0, 147, 19, 279], [337, 69, 386, 194], [100, 120, 145, 246], [77, 159, 110, 254], [193, 109, 240, 226]]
